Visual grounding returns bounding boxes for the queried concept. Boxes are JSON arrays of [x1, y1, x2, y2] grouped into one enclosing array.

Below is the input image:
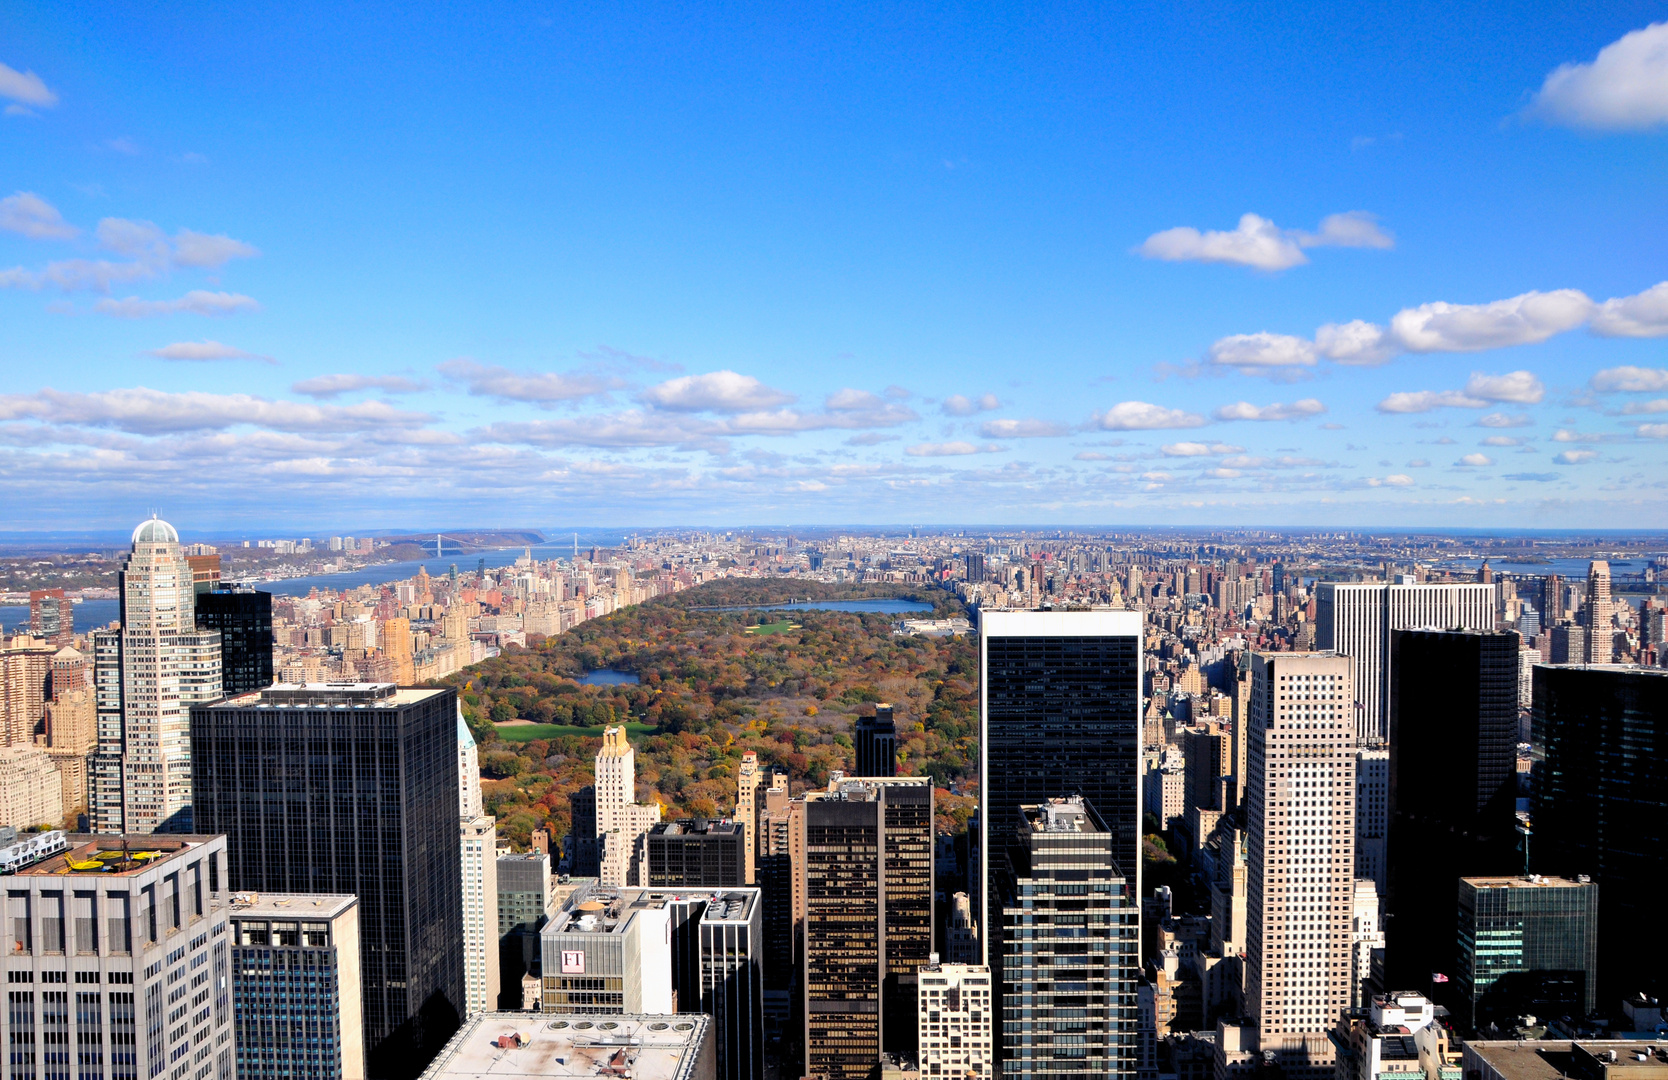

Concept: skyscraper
[[109, 516, 224, 834], [229, 892, 367, 1080], [28, 588, 72, 646], [1222, 652, 1356, 1080], [190, 682, 465, 1080], [735, 751, 763, 884], [195, 587, 275, 695], [646, 819, 746, 887], [1384, 630, 1521, 993], [854, 704, 898, 778], [979, 611, 1143, 965], [801, 777, 934, 1080], [456, 708, 500, 1017], [918, 960, 994, 1080], [1314, 582, 1495, 743], [994, 797, 1138, 1080], [1530, 664, 1668, 1001], [594, 726, 662, 886], [1455, 875, 1599, 1031], [1582, 561, 1614, 664]]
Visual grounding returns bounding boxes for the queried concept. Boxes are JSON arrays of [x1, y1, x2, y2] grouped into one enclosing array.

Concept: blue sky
[[4, 2, 1668, 532]]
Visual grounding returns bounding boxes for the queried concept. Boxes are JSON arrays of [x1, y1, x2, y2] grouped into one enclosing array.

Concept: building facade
[[646, 820, 745, 888], [228, 893, 365, 1080], [918, 962, 993, 1080], [594, 726, 662, 887], [854, 705, 898, 778], [189, 682, 465, 1080], [995, 797, 1138, 1080], [194, 589, 275, 696], [1455, 875, 1599, 1032], [455, 708, 499, 1018], [979, 611, 1143, 966], [0, 834, 235, 1080], [1314, 582, 1495, 743]]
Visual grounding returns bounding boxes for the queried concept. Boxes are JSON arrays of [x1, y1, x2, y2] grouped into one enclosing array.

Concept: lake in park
[[579, 669, 641, 686]]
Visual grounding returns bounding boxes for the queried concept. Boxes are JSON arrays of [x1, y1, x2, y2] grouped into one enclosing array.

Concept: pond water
[[709, 598, 935, 615], [579, 669, 640, 686]]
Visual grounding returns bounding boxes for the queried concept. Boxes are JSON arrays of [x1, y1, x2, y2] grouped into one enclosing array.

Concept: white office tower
[[595, 726, 662, 886], [93, 517, 223, 834], [736, 751, 762, 884], [458, 706, 501, 1015], [1217, 652, 1357, 1080], [918, 959, 993, 1080], [1314, 582, 1494, 743], [1583, 560, 1614, 664], [1347, 880, 1384, 1010]]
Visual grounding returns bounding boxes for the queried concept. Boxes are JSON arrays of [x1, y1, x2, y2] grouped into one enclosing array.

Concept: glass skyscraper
[[1456, 875, 1598, 1031]]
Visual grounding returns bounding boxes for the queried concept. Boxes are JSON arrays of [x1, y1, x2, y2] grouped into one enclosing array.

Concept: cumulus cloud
[[1161, 441, 1244, 456], [825, 388, 887, 411], [979, 418, 1070, 438], [0, 388, 430, 434], [438, 358, 622, 404], [1314, 320, 1396, 365], [95, 290, 260, 317], [1591, 281, 1668, 338], [722, 403, 918, 434], [473, 412, 721, 450], [291, 374, 427, 398], [1365, 474, 1416, 487], [170, 229, 261, 269], [1073, 451, 1110, 461], [1637, 424, 1668, 439], [1481, 435, 1523, 447], [1092, 401, 1208, 431], [0, 62, 57, 109], [940, 393, 1000, 416], [845, 432, 899, 446], [1477, 412, 1533, 428], [1378, 371, 1545, 414], [904, 441, 1005, 457], [639, 370, 794, 412], [1138, 211, 1392, 271], [1390, 290, 1594, 352], [1554, 449, 1599, 464], [0, 192, 77, 239], [1591, 365, 1668, 392], [1208, 332, 1318, 370], [1528, 21, 1668, 131], [1619, 398, 1668, 415], [147, 340, 274, 364], [1212, 399, 1327, 422], [1456, 453, 1495, 467]]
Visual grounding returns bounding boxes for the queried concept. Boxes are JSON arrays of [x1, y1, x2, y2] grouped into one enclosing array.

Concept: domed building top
[[131, 515, 180, 545]]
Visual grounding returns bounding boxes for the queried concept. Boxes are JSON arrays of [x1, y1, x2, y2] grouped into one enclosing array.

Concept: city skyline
[[6, 8, 1668, 527]]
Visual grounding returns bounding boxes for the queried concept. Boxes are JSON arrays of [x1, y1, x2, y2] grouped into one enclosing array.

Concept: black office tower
[[854, 703, 898, 778], [189, 682, 465, 1080], [195, 587, 275, 694], [1531, 664, 1668, 1000], [646, 818, 746, 887], [977, 611, 1143, 961], [1385, 629, 1522, 993]]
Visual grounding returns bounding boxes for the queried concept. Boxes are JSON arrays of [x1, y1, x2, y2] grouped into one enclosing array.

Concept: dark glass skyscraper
[[978, 611, 1143, 960], [854, 704, 898, 778], [194, 588, 275, 695], [1456, 875, 1599, 1031], [1385, 629, 1522, 992], [646, 819, 745, 887], [189, 682, 464, 1080], [1531, 664, 1668, 1000]]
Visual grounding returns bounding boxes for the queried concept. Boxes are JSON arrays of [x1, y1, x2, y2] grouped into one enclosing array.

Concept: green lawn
[[493, 720, 659, 742], [746, 620, 802, 635]]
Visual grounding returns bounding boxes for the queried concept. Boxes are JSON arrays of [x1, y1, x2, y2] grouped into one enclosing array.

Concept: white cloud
[[1481, 435, 1523, 447], [438, 358, 621, 405], [1315, 320, 1396, 365], [1591, 281, 1668, 337], [147, 340, 274, 364], [1365, 474, 1416, 487], [1138, 211, 1392, 271], [1378, 371, 1545, 414], [1208, 332, 1318, 369], [1554, 449, 1599, 464], [904, 441, 1004, 457], [723, 403, 918, 434], [1389, 289, 1594, 352], [1456, 453, 1495, 467], [640, 370, 794, 412], [1619, 398, 1668, 415], [0, 62, 57, 108], [95, 218, 169, 262], [1528, 21, 1668, 131], [1551, 429, 1611, 443], [940, 393, 1001, 416], [1408, 458, 1431, 467], [979, 418, 1070, 438], [95, 290, 261, 317], [1637, 424, 1668, 439], [1477, 412, 1533, 428], [1591, 364, 1668, 392], [1073, 451, 1110, 461], [1212, 399, 1327, 422], [170, 229, 260, 269], [845, 432, 899, 446], [825, 388, 886, 411], [1093, 401, 1208, 431], [0, 192, 77, 239], [292, 374, 427, 398], [473, 412, 721, 450], [0, 388, 430, 434], [1162, 441, 1245, 457]]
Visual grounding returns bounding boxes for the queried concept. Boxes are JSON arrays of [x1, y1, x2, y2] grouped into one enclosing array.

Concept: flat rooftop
[[210, 682, 448, 708], [228, 893, 357, 919], [20, 835, 217, 876], [1468, 1042, 1668, 1080], [1461, 874, 1591, 889], [546, 887, 758, 937], [419, 1013, 709, 1080]]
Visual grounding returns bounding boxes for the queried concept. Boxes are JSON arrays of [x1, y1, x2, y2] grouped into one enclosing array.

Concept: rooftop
[[1461, 874, 1592, 889], [1467, 1041, 1668, 1080], [545, 886, 758, 937], [20, 835, 218, 876], [1023, 797, 1105, 834], [649, 820, 740, 838], [419, 1013, 710, 1080], [210, 682, 448, 709], [227, 892, 357, 919]]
